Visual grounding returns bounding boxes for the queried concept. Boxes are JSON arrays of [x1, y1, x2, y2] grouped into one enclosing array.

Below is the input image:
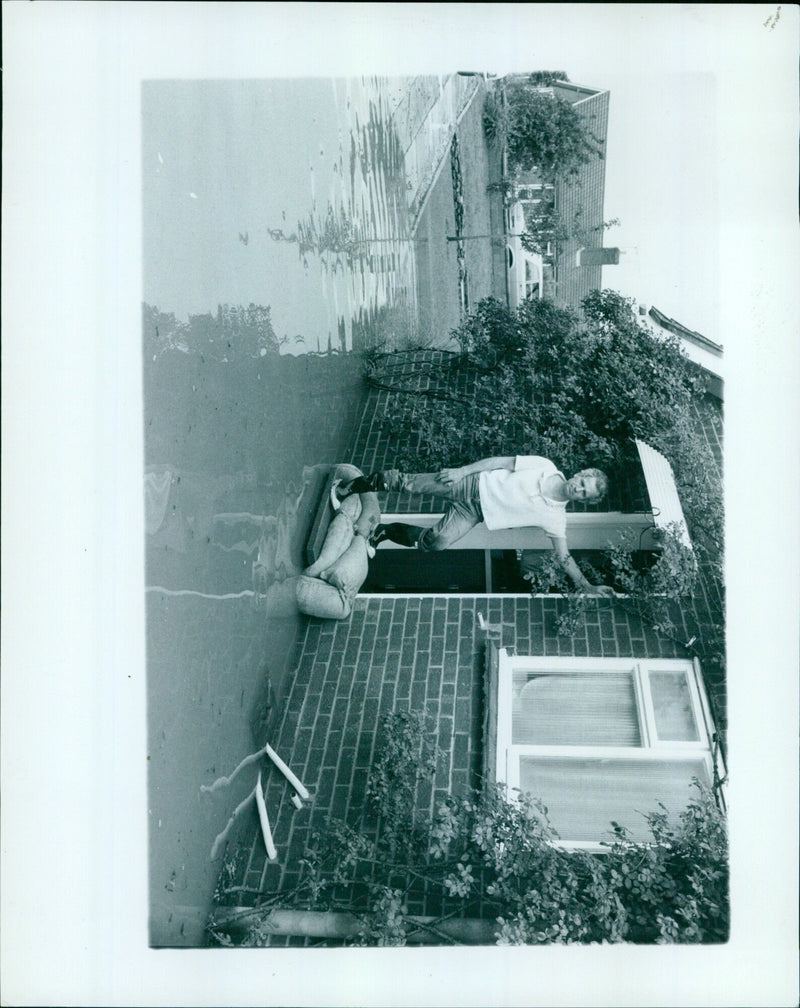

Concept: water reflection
[[145, 463, 331, 621], [142, 74, 480, 945], [268, 82, 417, 352]]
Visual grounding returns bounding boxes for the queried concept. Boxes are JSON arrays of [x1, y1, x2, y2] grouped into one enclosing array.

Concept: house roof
[[646, 306, 724, 399], [550, 87, 610, 310], [648, 307, 723, 356]]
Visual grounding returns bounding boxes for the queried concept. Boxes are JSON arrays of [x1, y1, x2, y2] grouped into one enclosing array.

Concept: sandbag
[[338, 493, 363, 522], [296, 468, 379, 620], [322, 534, 370, 599], [353, 492, 380, 540], [295, 574, 352, 620], [304, 511, 355, 578]]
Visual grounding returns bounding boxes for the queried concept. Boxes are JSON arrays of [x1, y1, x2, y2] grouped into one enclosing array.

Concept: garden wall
[[212, 353, 725, 945], [217, 586, 713, 946]]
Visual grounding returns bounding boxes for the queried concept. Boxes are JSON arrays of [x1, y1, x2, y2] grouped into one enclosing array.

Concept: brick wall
[[216, 588, 709, 945], [350, 353, 725, 723], [351, 351, 650, 514], [349, 350, 462, 513], [213, 359, 725, 945]]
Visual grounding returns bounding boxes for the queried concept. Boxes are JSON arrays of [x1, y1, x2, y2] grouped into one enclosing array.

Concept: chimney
[[577, 247, 621, 267]]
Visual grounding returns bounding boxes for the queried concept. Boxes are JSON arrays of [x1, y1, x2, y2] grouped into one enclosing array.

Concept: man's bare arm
[[549, 536, 615, 597]]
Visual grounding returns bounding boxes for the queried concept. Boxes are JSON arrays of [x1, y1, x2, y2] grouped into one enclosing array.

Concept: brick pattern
[[347, 354, 726, 728], [217, 588, 719, 943], [214, 362, 726, 945], [348, 355, 725, 700], [222, 595, 487, 943], [685, 393, 726, 735], [551, 89, 610, 310], [348, 350, 459, 513]]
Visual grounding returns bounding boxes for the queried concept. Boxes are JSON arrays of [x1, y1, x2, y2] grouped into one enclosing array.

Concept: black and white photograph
[[3, 3, 799, 1006], [143, 69, 730, 951]]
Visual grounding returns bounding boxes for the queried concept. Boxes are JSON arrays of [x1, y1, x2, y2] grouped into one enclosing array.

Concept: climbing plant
[[374, 291, 714, 532], [209, 712, 729, 947], [365, 290, 723, 672]]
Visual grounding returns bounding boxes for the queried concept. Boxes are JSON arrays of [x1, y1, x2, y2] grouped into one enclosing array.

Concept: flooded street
[[143, 76, 480, 354], [143, 74, 493, 945]]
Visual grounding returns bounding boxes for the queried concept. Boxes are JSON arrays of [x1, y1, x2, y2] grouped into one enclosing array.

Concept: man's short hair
[[579, 467, 609, 500]]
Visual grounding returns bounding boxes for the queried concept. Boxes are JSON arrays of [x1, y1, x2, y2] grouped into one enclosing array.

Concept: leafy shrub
[[485, 80, 604, 176], [430, 780, 728, 945], [365, 710, 438, 853], [381, 291, 708, 493], [213, 774, 728, 946], [368, 290, 722, 664]]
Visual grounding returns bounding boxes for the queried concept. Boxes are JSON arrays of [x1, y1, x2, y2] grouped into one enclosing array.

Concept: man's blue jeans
[[382, 470, 484, 551]]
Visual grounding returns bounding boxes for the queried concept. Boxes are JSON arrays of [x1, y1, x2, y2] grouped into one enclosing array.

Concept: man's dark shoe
[[331, 471, 387, 511], [371, 522, 422, 549], [348, 472, 386, 494], [369, 524, 390, 548]]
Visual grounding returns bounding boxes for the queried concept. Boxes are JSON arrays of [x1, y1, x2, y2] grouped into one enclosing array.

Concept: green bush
[[211, 716, 729, 946], [434, 780, 728, 944], [365, 710, 438, 854], [370, 290, 722, 659]]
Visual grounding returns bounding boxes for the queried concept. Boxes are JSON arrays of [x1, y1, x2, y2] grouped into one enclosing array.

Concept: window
[[490, 652, 720, 849]]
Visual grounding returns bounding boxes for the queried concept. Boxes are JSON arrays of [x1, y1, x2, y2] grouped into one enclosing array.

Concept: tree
[[527, 71, 570, 87], [142, 302, 190, 360], [519, 201, 621, 260], [142, 301, 279, 361], [485, 80, 604, 177]]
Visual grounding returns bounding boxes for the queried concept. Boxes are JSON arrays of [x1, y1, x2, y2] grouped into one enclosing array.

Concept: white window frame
[[494, 651, 722, 850]]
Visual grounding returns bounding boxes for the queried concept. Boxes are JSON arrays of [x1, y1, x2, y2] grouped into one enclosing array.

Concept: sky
[[141, 12, 726, 347], [589, 72, 720, 342]]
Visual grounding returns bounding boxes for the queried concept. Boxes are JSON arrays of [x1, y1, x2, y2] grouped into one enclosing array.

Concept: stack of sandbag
[[295, 469, 380, 620]]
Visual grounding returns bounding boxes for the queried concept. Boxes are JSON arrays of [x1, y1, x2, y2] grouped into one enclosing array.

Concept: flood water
[[143, 77, 434, 353], [142, 74, 487, 946]]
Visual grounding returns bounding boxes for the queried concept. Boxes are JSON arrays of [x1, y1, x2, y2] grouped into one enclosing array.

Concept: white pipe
[[213, 907, 497, 944], [265, 744, 310, 800], [255, 772, 277, 860]]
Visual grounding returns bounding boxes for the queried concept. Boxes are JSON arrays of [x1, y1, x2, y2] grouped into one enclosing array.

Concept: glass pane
[[511, 670, 641, 746], [649, 670, 700, 741], [519, 756, 710, 842]]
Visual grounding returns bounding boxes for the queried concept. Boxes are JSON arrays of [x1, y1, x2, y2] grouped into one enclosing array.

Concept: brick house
[[503, 79, 617, 309], [213, 349, 725, 945]]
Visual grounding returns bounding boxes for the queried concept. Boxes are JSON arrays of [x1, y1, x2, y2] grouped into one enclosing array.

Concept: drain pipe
[[210, 907, 497, 945]]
